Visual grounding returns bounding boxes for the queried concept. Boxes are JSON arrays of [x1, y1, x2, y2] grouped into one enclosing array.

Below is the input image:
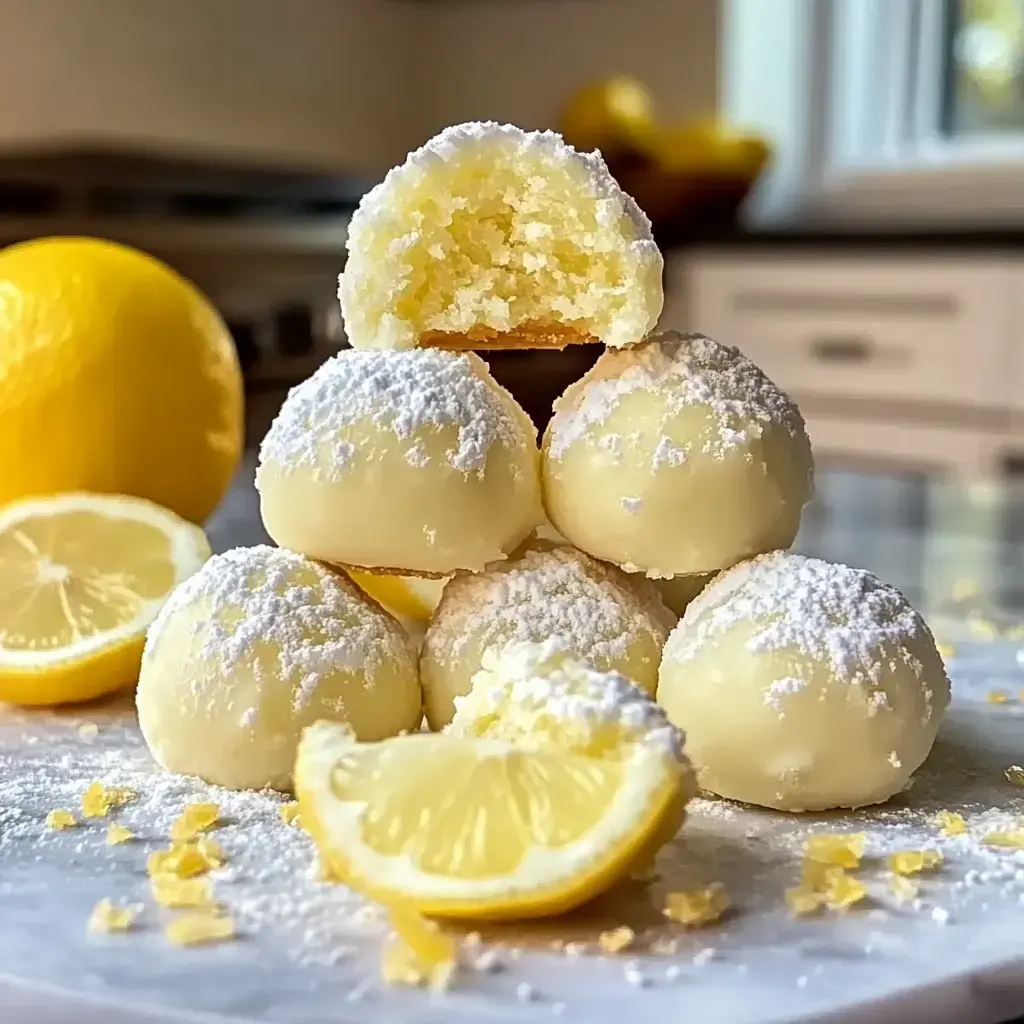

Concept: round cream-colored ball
[[420, 539, 675, 730], [137, 545, 422, 791], [542, 332, 814, 577], [657, 551, 950, 811], [257, 348, 542, 576]]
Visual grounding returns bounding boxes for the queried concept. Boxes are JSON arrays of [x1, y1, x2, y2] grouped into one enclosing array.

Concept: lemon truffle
[[256, 348, 542, 576], [419, 539, 674, 730], [339, 121, 663, 351], [657, 551, 950, 812], [542, 332, 814, 577], [137, 545, 421, 791]]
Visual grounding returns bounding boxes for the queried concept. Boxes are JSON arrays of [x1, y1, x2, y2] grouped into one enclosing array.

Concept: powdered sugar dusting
[[143, 546, 405, 713], [547, 332, 809, 463], [256, 349, 527, 483], [764, 676, 807, 712], [448, 638, 689, 766], [666, 551, 941, 692], [423, 541, 675, 671]]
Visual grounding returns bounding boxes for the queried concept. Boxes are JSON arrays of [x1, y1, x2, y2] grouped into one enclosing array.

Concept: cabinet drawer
[[683, 258, 1012, 409]]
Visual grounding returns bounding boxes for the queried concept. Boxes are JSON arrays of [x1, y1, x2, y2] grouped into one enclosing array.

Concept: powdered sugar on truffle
[[256, 349, 527, 483], [448, 638, 688, 765], [424, 541, 675, 672], [547, 332, 809, 463], [666, 551, 938, 694], [143, 545, 405, 714]]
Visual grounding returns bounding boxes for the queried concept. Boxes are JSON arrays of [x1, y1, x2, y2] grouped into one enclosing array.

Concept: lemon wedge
[[0, 493, 210, 705], [295, 720, 686, 920], [346, 571, 447, 622]]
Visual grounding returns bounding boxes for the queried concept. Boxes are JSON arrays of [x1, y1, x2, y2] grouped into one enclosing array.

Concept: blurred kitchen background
[[5, 0, 1024, 613]]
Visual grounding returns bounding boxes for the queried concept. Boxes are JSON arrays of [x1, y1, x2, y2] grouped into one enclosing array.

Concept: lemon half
[[295, 720, 684, 920], [0, 493, 210, 705]]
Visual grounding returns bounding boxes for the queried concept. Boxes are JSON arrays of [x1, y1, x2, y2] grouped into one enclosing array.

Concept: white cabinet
[[669, 252, 1022, 478]]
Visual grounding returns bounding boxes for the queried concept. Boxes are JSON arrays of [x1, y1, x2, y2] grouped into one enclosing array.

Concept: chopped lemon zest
[[195, 837, 226, 867], [382, 904, 458, 990], [279, 802, 302, 827], [164, 912, 235, 947], [987, 690, 1010, 704], [785, 886, 825, 916], [887, 849, 942, 875], [935, 810, 967, 836], [147, 842, 219, 879], [889, 875, 920, 902], [46, 809, 76, 830], [105, 822, 134, 845], [824, 871, 867, 909], [82, 781, 137, 818], [88, 898, 139, 934], [804, 832, 866, 868], [169, 802, 221, 843], [663, 883, 729, 927], [983, 829, 1024, 849], [151, 874, 214, 909], [597, 926, 635, 953]]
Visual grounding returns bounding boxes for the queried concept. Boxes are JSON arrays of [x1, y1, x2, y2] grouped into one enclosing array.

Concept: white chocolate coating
[[256, 348, 542, 575], [137, 546, 422, 791], [420, 539, 675, 730], [340, 121, 663, 351], [657, 551, 950, 811], [542, 332, 815, 577]]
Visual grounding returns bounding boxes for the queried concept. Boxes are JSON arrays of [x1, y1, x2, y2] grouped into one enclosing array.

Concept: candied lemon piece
[[279, 802, 302, 827], [151, 874, 214, 909], [170, 803, 221, 843], [888, 849, 942, 875], [88, 898, 139, 934], [106, 823, 134, 845], [295, 720, 687, 920], [82, 781, 137, 818], [598, 926, 635, 953], [164, 912, 235, 947], [823, 872, 867, 910], [0, 493, 210, 706], [984, 829, 1024, 849], [663, 884, 729, 927], [195, 837, 226, 867], [889, 875, 920, 902], [1006, 765, 1024, 787], [381, 904, 458, 990], [987, 690, 1010, 704], [804, 833, 866, 869], [340, 122, 663, 352], [936, 810, 967, 836], [46, 809, 75, 830], [785, 886, 825, 916]]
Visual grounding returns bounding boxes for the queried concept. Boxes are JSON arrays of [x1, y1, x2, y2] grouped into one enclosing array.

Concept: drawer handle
[[810, 336, 873, 363]]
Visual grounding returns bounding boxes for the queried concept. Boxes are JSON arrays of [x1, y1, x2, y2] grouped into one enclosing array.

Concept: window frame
[[724, 0, 1024, 226]]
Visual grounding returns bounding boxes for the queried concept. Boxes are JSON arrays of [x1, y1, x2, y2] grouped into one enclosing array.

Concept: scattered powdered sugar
[[143, 546, 408, 715], [546, 332, 809, 463], [256, 348, 527, 482], [666, 552, 939, 694], [422, 541, 675, 672], [448, 638, 688, 765], [764, 676, 807, 712], [621, 496, 643, 515]]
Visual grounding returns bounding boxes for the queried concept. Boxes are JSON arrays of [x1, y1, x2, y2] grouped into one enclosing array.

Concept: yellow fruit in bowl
[[559, 75, 656, 155], [653, 119, 772, 178], [0, 492, 210, 706], [0, 237, 244, 524]]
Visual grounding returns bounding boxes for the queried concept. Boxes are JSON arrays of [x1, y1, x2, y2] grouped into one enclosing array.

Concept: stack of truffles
[[137, 122, 950, 818]]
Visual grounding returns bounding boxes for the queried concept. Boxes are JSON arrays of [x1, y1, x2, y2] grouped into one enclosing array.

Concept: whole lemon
[[559, 76, 656, 155], [0, 237, 244, 523]]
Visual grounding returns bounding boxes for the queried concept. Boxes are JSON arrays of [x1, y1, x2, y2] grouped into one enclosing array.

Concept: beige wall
[[0, 0, 719, 172], [418, 0, 720, 139], [0, 0, 419, 174]]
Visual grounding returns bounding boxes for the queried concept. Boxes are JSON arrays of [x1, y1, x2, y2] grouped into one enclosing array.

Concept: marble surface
[[5, 461, 1024, 1023]]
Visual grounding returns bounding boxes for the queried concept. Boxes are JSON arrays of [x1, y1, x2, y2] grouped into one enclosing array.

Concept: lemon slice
[[295, 720, 685, 920], [0, 493, 210, 705], [346, 571, 447, 622]]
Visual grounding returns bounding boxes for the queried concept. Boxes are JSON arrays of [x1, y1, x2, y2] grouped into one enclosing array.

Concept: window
[[722, 0, 1024, 225]]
